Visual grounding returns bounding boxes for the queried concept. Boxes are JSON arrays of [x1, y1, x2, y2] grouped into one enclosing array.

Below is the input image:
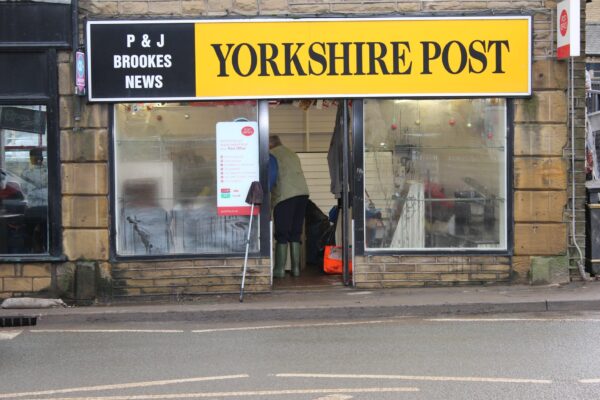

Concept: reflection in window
[[0, 105, 49, 254], [364, 99, 507, 250], [114, 102, 259, 256]]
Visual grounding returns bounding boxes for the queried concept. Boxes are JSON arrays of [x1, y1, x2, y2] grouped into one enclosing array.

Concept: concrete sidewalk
[[2, 282, 600, 326]]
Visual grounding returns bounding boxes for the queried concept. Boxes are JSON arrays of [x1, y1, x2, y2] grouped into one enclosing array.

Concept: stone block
[[148, 1, 182, 15], [514, 191, 566, 222], [331, 2, 397, 13], [355, 282, 384, 289], [32, 277, 52, 292], [22, 264, 51, 277], [0, 265, 16, 277], [530, 255, 570, 285], [60, 96, 74, 129], [514, 157, 567, 190], [80, 103, 109, 128], [398, 256, 437, 264], [61, 129, 108, 162], [63, 229, 109, 261], [384, 264, 416, 273], [289, 4, 330, 13], [382, 281, 425, 288], [80, 1, 118, 15], [207, 0, 233, 11], [259, 0, 288, 12], [438, 256, 470, 264], [58, 62, 74, 96], [514, 223, 567, 255], [120, 2, 149, 14], [4, 278, 32, 292], [62, 163, 108, 195], [155, 278, 190, 287], [232, 0, 258, 14], [194, 259, 227, 267], [62, 196, 109, 228], [423, 1, 487, 10], [469, 273, 499, 281], [181, 0, 206, 14], [415, 264, 449, 273], [532, 59, 568, 90], [514, 124, 568, 156], [514, 91, 567, 123], [481, 264, 511, 273], [511, 256, 531, 283], [439, 273, 471, 282]]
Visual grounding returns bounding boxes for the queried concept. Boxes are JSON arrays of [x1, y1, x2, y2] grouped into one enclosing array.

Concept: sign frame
[[86, 16, 532, 102], [557, 0, 580, 59]]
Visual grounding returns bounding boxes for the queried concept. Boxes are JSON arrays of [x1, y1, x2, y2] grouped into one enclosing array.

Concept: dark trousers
[[273, 195, 309, 244]]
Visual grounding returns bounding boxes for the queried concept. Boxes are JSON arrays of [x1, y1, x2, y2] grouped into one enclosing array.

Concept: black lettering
[[442, 41, 467, 74], [211, 43, 235, 77], [391, 41, 412, 75], [258, 43, 281, 76], [468, 40, 487, 73], [328, 42, 352, 76], [283, 43, 306, 76], [487, 40, 510, 73], [368, 42, 389, 75], [354, 42, 365, 75], [421, 41, 441, 74], [308, 42, 327, 76], [232, 43, 257, 77]]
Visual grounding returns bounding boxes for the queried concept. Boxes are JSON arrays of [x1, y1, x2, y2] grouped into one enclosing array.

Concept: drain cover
[[0, 316, 37, 327]]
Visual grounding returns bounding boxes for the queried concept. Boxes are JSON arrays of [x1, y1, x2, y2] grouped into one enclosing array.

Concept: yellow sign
[[194, 17, 531, 99]]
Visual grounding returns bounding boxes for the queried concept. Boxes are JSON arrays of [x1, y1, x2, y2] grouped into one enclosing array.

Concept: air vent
[[0, 316, 37, 328]]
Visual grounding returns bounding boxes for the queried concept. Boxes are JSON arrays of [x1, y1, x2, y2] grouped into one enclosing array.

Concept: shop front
[[1, 2, 577, 302], [82, 16, 531, 298]]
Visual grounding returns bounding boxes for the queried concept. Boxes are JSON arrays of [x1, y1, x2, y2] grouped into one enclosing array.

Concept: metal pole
[[240, 203, 255, 302], [342, 99, 351, 286]]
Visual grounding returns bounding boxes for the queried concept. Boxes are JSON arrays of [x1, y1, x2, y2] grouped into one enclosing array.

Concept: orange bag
[[323, 245, 353, 275]]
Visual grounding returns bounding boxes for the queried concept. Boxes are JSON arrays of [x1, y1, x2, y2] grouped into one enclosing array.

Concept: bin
[[585, 181, 600, 275]]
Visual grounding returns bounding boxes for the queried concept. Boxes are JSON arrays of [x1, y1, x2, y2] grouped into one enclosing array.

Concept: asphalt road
[[2, 312, 600, 400]]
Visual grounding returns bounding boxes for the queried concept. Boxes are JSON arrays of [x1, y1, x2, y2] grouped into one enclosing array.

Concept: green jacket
[[270, 144, 309, 207]]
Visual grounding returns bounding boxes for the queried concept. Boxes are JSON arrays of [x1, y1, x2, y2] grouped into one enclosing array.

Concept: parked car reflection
[[0, 168, 28, 215]]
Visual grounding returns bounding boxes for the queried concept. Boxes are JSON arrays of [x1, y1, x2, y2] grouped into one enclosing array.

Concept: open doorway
[[268, 99, 351, 290]]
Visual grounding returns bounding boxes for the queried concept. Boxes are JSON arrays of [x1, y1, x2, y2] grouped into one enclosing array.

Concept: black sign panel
[[88, 22, 196, 101], [0, 3, 71, 47], [0, 107, 46, 134]]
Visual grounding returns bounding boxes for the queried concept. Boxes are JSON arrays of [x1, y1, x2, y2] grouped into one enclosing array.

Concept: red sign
[[559, 9, 568, 36], [241, 126, 255, 136]]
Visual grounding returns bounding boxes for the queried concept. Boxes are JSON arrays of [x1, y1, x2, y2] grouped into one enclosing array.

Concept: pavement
[[2, 281, 600, 326]]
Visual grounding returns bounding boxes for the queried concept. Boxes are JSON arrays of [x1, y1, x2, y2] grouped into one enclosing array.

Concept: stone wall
[[112, 258, 271, 301], [354, 256, 511, 288]]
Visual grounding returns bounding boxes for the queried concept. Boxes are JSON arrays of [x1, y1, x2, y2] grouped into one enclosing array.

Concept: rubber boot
[[273, 243, 288, 278], [290, 242, 301, 277]]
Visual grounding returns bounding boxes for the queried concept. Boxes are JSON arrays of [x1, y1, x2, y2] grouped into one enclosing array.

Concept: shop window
[[363, 99, 508, 251], [113, 101, 260, 256], [0, 105, 49, 254]]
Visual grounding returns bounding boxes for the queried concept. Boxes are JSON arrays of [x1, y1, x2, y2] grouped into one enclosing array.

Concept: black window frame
[[352, 98, 514, 257], [0, 48, 63, 261], [109, 100, 272, 262]]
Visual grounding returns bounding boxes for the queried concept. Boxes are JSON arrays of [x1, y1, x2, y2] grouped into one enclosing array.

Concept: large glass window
[[114, 101, 260, 256], [0, 105, 49, 254], [363, 99, 507, 251]]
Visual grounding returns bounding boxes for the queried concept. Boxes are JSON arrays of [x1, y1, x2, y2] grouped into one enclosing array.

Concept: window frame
[[0, 49, 62, 261], [109, 101, 272, 261], [353, 98, 514, 257]]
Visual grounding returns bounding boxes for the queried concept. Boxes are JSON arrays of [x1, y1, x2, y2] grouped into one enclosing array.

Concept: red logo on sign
[[241, 126, 254, 136], [560, 9, 568, 36]]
